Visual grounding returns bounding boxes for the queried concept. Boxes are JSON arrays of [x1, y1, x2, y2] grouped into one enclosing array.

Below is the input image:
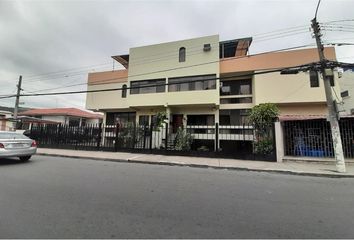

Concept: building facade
[[338, 69, 354, 115], [86, 35, 341, 151], [19, 108, 103, 127]]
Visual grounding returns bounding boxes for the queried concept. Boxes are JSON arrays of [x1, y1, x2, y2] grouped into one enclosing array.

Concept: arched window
[[122, 84, 127, 98], [179, 47, 186, 62]]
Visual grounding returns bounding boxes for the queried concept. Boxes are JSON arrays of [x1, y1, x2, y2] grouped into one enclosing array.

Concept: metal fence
[[283, 118, 354, 158], [30, 122, 276, 161]]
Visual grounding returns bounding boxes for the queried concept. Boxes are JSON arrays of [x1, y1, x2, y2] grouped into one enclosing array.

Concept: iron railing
[[30, 122, 276, 161], [283, 118, 354, 158]]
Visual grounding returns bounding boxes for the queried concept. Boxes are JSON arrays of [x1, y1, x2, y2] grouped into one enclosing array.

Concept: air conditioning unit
[[203, 44, 211, 52]]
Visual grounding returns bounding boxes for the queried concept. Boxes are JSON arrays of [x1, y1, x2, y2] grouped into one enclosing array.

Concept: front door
[[172, 114, 183, 133]]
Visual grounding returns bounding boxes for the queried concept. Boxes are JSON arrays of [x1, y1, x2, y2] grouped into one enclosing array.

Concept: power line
[[0, 66, 315, 100], [252, 25, 309, 37], [322, 19, 354, 24], [86, 44, 320, 85], [4, 25, 314, 84], [23, 31, 311, 86], [322, 28, 354, 34], [24, 62, 112, 80], [24, 44, 318, 94]]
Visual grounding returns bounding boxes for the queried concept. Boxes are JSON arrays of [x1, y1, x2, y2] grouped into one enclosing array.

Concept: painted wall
[[277, 103, 328, 116], [0, 111, 13, 131], [86, 35, 220, 111], [128, 35, 220, 80], [338, 70, 354, 115], [86, 82, 129, 110], [253, 71, 342, 105], [128, 35, 220, 107]]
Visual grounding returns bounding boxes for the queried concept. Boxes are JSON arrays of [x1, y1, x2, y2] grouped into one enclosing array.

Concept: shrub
[[174, 127, 193, 151]]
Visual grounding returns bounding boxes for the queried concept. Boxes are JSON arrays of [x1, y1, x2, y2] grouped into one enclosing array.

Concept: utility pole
[[311, 18, 346, 173], [13, 75, 22, 131]]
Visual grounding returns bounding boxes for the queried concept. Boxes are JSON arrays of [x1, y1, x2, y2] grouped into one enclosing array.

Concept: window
[[328, 75, 335, 87], [341, 90, 349, 98], [220, 97, 252, 104], [179, 47, 186, 62], [122, 84, 127, 98], [219, 109, 249, 125], [168, 74, 216, 92], [310, 70, 319, 87], [130, 79, 165, 94], [220, 79, 252, 95], [139, 115, 149, 126], [187, 115, 215, 125], [106, 112, 136, 125], [69, 118, 80, 127]]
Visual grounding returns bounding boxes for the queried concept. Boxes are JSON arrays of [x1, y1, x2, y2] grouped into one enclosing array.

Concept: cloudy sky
[[1, 0, 354, 110]]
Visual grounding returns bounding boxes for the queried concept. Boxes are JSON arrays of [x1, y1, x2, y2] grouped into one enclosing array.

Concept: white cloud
[[0, 0, 353, 109]]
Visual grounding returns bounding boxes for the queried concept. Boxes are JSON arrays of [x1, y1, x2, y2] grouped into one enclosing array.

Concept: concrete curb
[[36, 153, 354, 178]]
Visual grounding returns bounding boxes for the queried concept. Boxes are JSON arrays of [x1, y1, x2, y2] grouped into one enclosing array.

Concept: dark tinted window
[[106, 112, 136, 125], [187, 115, 215, 125], [130, 79, 165, 94], [219, 109, 249, 125], [310, 70, 319, 87], [220, 79, 252, 95], [168, 74, 216, 92], [220, 97, 252, 104], [341, 90, 349, 98], [122, 84, 127, 98], [179, 47, 186, 62], [139, 115, 149, 126]]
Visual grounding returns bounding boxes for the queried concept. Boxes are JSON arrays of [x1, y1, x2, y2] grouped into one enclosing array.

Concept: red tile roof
[[19, 108, 103, 119]]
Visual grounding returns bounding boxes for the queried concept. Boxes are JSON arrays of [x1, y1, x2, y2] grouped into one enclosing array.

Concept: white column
[[274, 121, 284, 163]]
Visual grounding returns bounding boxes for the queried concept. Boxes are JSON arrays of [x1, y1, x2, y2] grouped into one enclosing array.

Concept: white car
[[0, 131, 37, 161]]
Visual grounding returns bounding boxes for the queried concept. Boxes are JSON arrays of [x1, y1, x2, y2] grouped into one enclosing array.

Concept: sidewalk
[[37, 148, 354, 178]]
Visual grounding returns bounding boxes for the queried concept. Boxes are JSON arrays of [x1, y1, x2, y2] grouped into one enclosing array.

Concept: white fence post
[[274, 121, 284, 163]]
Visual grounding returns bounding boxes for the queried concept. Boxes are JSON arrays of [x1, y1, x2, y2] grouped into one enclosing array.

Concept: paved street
[[1, 155, 354, 238]]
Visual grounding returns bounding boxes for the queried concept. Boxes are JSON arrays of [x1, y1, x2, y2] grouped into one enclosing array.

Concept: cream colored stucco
[[86, 82, 129, 110], [85, 35, 340, 121], [277, 103, 328, 116], [86, 35, 220, 111], [128, 35, 219, 80], [128, 90, 219, 108], [338, 71, 354, 115], [253, 71, 342, 105]]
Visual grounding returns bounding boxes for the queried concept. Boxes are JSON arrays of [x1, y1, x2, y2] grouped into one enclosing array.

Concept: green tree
[[248, 103, 279, 154]]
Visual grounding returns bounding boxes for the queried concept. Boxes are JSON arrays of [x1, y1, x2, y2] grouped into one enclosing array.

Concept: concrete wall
[[277, 103, 328, 116], [86, 82, 129, 110], [338, 70, 354, 115], [253, 71, 341, 105], [128, 35, 220, 108], [87, 35, 220, 111], [128, 35, 219, 80]]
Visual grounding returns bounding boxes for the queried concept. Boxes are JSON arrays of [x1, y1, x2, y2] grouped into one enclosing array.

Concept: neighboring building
[[86, 34, 340, 126], [0, 110, 13, 131], [338, 69, 354, 115], [19, 108, 103, 127]]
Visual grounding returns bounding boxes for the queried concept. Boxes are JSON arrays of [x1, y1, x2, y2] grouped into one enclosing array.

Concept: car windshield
[[0, 132, 29, 140]]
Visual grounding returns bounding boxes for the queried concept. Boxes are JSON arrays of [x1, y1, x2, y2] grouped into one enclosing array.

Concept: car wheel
[[19, 156, 31, 162]]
